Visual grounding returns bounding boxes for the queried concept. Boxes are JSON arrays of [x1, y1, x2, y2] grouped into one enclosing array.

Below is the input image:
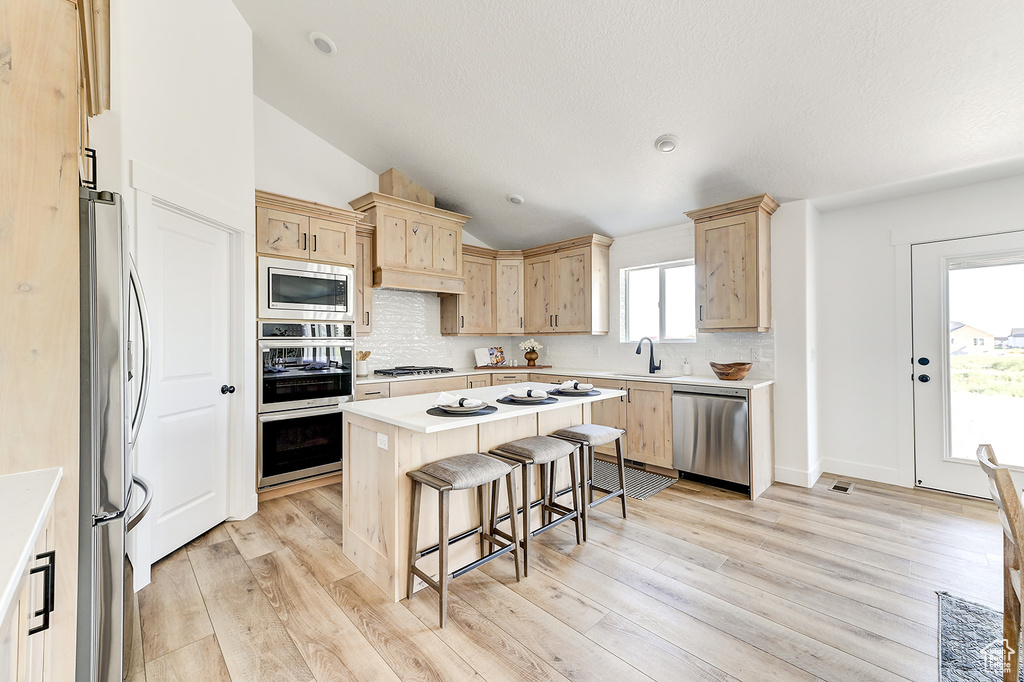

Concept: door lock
[[221, 384, 236, 394], [917, 357, 930, 366], [917, 374, 931, 383]]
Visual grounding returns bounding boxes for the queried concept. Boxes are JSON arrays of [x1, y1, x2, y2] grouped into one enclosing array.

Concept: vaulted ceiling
[[232, 0, 1024, 249]]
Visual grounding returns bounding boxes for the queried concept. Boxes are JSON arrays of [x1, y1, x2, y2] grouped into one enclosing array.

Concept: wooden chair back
[[977, 444, 1023, 597]]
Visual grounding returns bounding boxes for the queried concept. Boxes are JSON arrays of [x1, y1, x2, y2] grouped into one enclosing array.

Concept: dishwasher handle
[[672, 384, 748, 399]]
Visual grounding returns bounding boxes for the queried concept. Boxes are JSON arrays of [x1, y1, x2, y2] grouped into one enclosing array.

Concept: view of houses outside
[[948, 261, 1024, 466]]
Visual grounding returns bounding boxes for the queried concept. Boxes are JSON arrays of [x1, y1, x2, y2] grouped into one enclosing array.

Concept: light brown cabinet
[[349, 193, 469, 294], [686, 194, 777, 333], [355, 230, 374, 336], [523, 235, 611, 335], [625, 381, 673, 469], [439, 253, 495, 335], [492, 372, 531, 386], [2, 512, 54, 682], [255, 191, 363, 267], [589, 378, 628, 458], [495, 258, 525, 335], [387, 375, 469, 398], [466, 374, 492, 389], [355, 383, 390, 401]]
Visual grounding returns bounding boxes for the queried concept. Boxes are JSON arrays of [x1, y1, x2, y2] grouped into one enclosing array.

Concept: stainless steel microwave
[[258, 256, 354, 321]]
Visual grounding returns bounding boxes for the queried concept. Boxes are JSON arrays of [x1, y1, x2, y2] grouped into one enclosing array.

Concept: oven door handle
[[259, 340, 355, 350], [258, 405, 347, 422]]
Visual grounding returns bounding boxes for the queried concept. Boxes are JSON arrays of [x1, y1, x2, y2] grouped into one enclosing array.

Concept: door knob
[[221, 384, 236, 394], [917, 374, 931, 383], [917, 357, 930, 366]]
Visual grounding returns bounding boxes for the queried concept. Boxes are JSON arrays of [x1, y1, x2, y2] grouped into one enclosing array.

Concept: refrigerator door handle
[[129, 256, 152, 448], [126, 475, 153, 533]]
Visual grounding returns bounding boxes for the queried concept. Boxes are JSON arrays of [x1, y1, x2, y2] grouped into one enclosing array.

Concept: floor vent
[[829, 480, 855, 494]]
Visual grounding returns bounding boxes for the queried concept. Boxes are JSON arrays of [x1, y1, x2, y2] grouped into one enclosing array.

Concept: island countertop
[[340, 382, 625, 433]]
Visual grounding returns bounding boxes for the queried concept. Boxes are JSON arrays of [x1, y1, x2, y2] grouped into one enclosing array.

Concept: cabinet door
[[355, 234, 373, 335], [590, 378, 628, 457], [256, 207, 309, 259], [467, 373, 492, 388], [377, 213, 408, 268], [388, 375, 469, 397], [495, 259, 525, 335], [309, 217, 355, 266], [553, 247, 589, 332], [625, 381, 673, 468], [695, 212, 758, 330], [432, 223, 460, 275], [492, 372, 530, 385], [356, 383, 390, 401], [460, 256, 495, 334], [524, 256, 555, 333]]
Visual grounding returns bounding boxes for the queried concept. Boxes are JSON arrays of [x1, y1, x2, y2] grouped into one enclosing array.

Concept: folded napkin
[[559, 380, 594, 391], [434, 392, 484, 408], [506, 387, 548, 399]]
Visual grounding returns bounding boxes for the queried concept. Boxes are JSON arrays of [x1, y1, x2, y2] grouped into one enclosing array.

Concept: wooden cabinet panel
[[355, 233, 373, 336], [388, 375, 469, 398], [440, 255, 495, 335], [492, 373, 530, 386], [356, 383, 390, 401], [466, 374, 492, 389], [688, 194, 776, 333], [309, 217, 355, 266], [407, 220, 434, 270], [380, 214, 408, 268], [524, 256, 554, 333], [625, 381, 673, 468], [257, 207, 309, 259], [554, 248, 589, 332], [433, 225, 460, 274], [590, 378, 628, 458], [495, 259, 525, 335]]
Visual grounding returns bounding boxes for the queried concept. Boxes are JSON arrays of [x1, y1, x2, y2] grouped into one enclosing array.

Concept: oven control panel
[[260, 322, 353, 340]]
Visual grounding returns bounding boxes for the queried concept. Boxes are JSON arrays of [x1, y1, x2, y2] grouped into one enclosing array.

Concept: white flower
[[518, 338, 542, 352]]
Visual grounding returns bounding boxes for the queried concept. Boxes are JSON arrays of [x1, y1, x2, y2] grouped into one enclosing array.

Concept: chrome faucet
[[635, 337, 661, 374]]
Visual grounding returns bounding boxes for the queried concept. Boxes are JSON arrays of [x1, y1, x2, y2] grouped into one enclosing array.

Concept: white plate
[[438, 402, 489, 413], [557, 387, 593, 394], [505, 394, 548, 403]]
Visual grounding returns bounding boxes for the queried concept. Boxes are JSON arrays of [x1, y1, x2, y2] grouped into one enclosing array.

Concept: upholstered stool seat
[[408, 453, 521, 627], [552, 424, 627, 541], [490, 435, 584, 576]]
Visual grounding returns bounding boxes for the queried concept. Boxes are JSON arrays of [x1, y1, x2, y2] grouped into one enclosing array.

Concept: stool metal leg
[[505, 471, 522, 582], [520, 461, 531, 577], [578, 444, 589, 542], [408, 479, 422, 599], [438, 488, 450, 628], [615, 436, 628, 519], [567, 445, 582, 544], [477, 484, 486, 558]]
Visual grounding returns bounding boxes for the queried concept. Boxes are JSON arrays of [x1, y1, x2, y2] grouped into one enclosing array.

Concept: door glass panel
[[947, 258, 1024, 466]]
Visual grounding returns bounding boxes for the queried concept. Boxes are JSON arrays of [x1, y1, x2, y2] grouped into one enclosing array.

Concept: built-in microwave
[[258, 256, 354, 321]]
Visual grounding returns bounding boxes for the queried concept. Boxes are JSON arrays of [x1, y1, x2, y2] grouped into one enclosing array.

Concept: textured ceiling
[[232, 0, 1024, 249]]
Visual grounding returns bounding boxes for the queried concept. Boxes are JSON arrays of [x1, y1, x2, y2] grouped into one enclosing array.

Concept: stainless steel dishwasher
[[672, 384, 749, 487]]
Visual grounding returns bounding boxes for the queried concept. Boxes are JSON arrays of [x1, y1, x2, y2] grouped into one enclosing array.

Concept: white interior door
[[137, 200, 235, 561], [912, 231, 1024, 497]]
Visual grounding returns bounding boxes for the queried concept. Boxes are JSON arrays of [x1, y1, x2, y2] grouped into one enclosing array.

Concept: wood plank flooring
[[129, 475, 1002, 682]]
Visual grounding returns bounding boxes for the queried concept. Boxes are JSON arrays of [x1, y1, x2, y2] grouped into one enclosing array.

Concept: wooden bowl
[[709, 362, 753, 381]]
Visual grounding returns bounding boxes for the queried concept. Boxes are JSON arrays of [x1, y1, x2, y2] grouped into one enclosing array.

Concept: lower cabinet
[[466, 373, 492, 388], [625, 381, 673, 469], [387, 376, 468, 398], [355, 383, 390, 401], [491, 372, 531, 386], [2, 512, 54, 682], [588, 378, 628, 458]]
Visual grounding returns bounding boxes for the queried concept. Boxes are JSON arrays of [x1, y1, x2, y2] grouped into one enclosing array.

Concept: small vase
[[524, 350, 539, 367]]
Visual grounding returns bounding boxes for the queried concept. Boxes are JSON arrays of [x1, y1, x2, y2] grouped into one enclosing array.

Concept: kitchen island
[[339, 382, 625, 602]]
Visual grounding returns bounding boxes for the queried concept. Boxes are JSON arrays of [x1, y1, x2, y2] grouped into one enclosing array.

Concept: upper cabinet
[[355, 229, 374, 336], [349, 193, 469, 295], [255, 191, 363, 267], [494, 256, 525, 335], [523, 235, 612, 335], [686, 194, 778, 333], [440, 250, 495, 334]]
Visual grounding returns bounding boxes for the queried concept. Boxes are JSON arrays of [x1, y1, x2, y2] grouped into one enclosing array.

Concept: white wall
[[771, 201, 821, 486], [813, 173, 1024, 485], [533, 223, 776, 379]]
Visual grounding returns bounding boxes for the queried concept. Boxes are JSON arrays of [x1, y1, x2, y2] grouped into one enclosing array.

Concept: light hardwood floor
[[128, 475, 1002, 682]]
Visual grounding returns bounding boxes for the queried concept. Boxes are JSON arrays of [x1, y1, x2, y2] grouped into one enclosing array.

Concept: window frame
[[623, 259, 696, 344]]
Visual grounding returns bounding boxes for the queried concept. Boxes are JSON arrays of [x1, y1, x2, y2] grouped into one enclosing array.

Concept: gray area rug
[[939, 591, 1022, 681], [591, 459, 676, 500]]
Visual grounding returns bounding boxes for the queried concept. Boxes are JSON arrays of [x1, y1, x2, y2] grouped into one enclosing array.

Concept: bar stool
[[552, 425, 627, 541], [489, 436, 584, 576], [407, 452, 521, 628]]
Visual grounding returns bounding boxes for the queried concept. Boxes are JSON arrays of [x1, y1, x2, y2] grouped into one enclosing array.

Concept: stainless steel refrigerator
[[77, 188, 153, 682]]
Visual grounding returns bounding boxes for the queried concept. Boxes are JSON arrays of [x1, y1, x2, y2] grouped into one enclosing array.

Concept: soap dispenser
[[681, 358, 692, 376]]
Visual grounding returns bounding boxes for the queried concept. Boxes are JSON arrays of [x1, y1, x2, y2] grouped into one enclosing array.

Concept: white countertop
[[341, 382, 626, 433], [0, 468, 62, 627], [356, 366, 773, 390]]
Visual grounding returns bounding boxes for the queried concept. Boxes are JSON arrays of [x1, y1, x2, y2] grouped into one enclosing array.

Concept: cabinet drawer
[[492, 373, 530, 385], [388, 375, 469, 397], [356, 384, 390, 401]]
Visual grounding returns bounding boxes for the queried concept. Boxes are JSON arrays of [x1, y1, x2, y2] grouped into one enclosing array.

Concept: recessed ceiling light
[[506, 194, 525, 205], [655, 134, 679, 153], [309, 32, 337, 56]]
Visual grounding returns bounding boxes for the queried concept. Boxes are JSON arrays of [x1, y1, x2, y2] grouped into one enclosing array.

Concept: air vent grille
[[829, 480, 855, 494]]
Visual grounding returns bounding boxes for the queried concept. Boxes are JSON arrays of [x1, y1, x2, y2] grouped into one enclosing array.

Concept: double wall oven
[[258, 256, 356, 489]]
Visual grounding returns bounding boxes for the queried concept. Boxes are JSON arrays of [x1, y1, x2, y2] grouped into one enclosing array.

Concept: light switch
[[377, 433, 388, 449]]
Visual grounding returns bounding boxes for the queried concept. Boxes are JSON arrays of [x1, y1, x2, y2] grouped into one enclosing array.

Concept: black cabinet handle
[[29, 550, 56, 635], [627, 388, 632, 403], [313, 234, 317, 252], [365, 391, 381, 396], [520, 316, 523, 329], [699, 305, 703, 321], [302, 233, 307, 251], [461, 316, 465, 329], [365, 311, 370, 325], [555, 314, 558, 327], [221, 384, 236, 394], [549, 314, 553, 327]]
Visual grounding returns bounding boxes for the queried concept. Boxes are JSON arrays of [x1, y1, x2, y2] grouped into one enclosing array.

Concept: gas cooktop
[[374, 366, 455, 377]]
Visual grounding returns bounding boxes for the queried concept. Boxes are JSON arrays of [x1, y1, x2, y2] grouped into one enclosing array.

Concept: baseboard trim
[[774, 464, 822, 488], [817, 459, 902, 486]]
